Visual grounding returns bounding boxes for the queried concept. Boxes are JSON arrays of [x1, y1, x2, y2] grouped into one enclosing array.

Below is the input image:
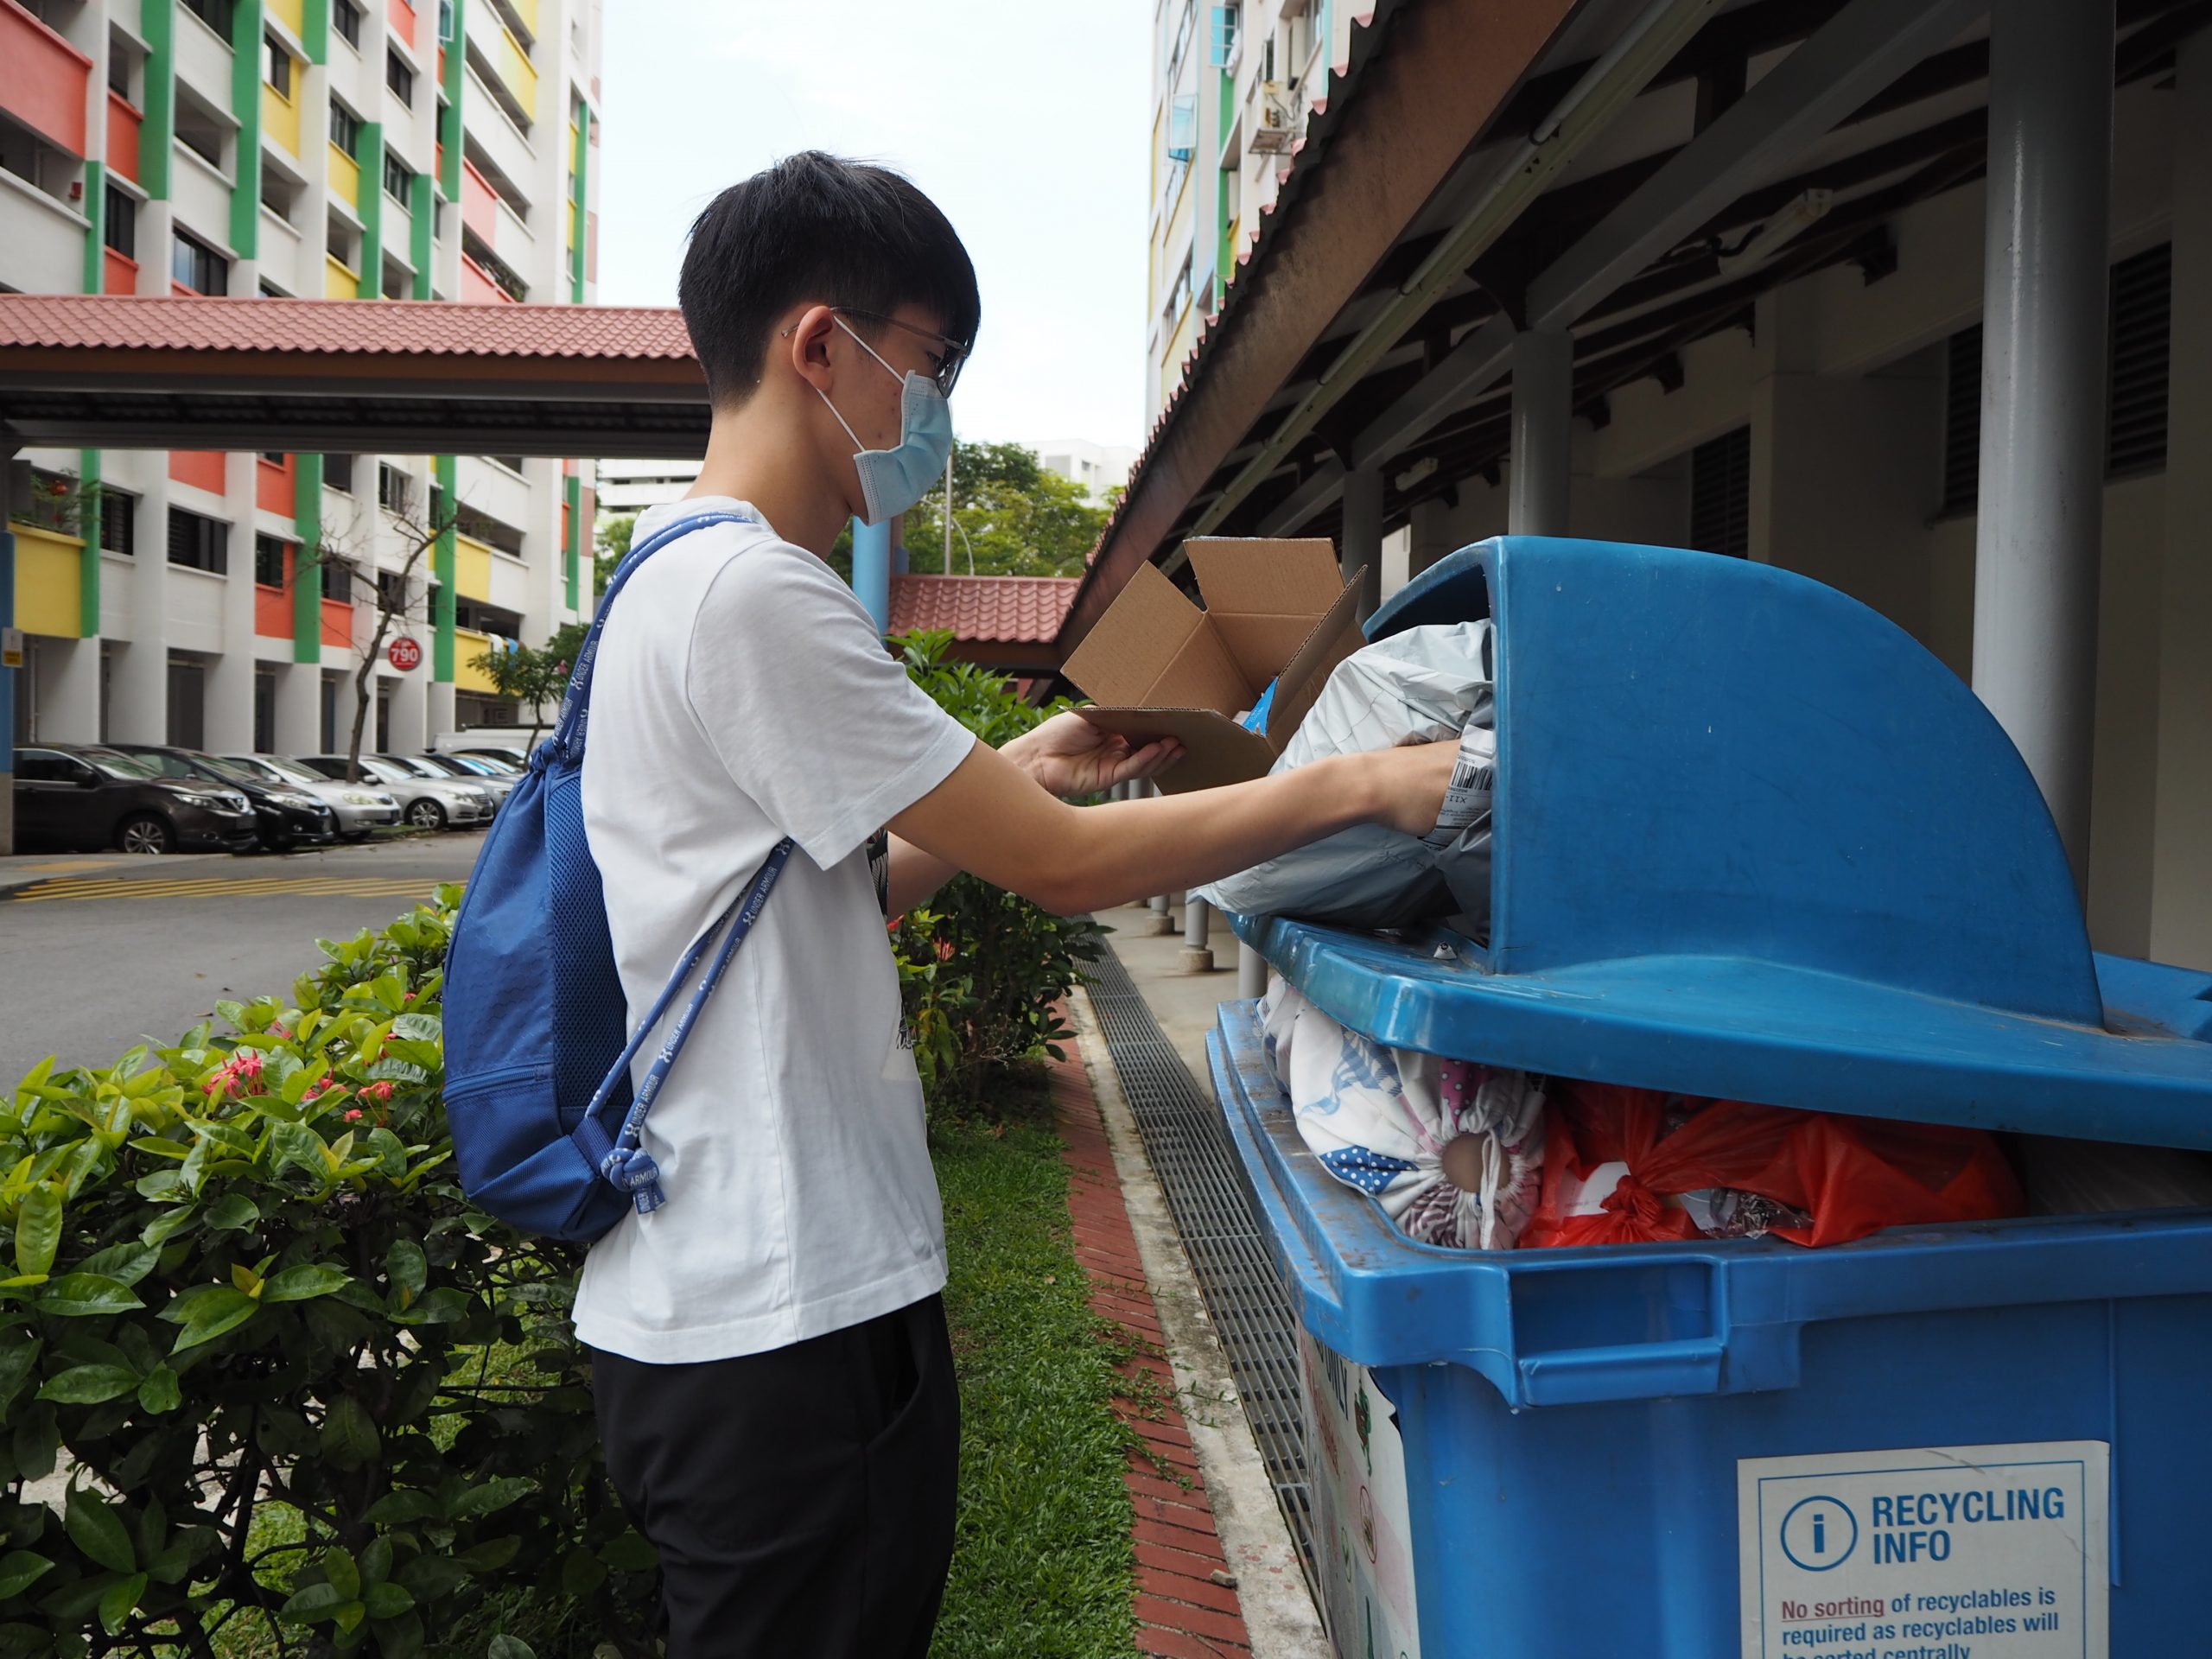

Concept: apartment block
[[2, 0, 604, 753]]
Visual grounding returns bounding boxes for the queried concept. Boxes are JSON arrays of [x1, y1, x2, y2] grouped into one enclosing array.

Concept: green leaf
[[360, 1581, 413, 1619], [0, 1337, 40, 1414], [96, 1571, 144, 1637], [454, 1535, 520, 1575], [334, 1599, 368, 1636], [486, 1637, 537, 1659], [201, 1193, 259, 1232], [385, 1239, 427, 1301], [0, 1552, 54, 1601], [261, 1263, 351, 1303], [280, 1580, 349, 1624], [136, 1367, 181, 1414], [139, 1204, 198, 1247], [599, 1530, 658, 1573], [358, 1535, 393, 1587], [323, 1546, 360, 1602], [446, 1477, 532, 1520], [321, 1395, 379, 1471], [12, 1404, 58, 1481], [11, 1190, 59, 1280], [558, 1546, 607, 1598], [35, 1365, 140, 1406], [393, 1554, 467, 1602], [163, 1286, 259, 1353], [371, 1612, 425, 1659], [387, 1287, 469, 1325], [75, 1243, 156, 1287], [362, 1491, 437, 1526], [65, 1489, 135, 1574], [144, 1540, 190, 1586], [267, 1119, 331, 1179], [37, 1274, 143, 1318]]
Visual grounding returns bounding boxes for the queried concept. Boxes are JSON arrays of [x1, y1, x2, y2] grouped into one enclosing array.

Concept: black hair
[[678, 151, 981, 406]]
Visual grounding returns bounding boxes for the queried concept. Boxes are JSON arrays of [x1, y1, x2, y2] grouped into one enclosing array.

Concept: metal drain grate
[[1082, 944, 1318, 1591]]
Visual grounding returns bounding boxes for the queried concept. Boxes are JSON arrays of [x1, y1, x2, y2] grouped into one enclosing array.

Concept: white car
[[219, 753, 402, 841], [296, 754, 495, 831]]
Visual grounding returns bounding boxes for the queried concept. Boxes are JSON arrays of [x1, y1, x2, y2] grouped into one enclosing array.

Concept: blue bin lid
[[1230, 537, 2212, 1148]]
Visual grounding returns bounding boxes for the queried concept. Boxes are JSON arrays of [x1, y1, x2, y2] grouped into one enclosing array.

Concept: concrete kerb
[[1066, 986, 1329, 1659]]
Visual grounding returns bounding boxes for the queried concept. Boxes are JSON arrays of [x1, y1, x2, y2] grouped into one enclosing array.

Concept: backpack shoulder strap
[[541, 509, 753, 768]]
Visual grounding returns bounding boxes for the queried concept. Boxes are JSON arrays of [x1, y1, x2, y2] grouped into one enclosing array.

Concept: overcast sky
[[598, 0, 1153, 453]]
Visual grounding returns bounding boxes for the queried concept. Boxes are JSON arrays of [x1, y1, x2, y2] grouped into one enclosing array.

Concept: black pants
[[589, 1294, 959, 1659]]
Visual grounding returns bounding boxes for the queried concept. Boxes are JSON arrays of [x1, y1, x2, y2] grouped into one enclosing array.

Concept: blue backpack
[[442, 510, 791, 1241]]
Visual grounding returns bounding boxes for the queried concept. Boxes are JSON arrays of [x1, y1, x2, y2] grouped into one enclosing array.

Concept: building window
[[182, 0, 236, 34], [326, 453, 355, 493], [377, 569, 410, 612], [387, 49, 415, 105], [454, 598, 523, 636], [323, 560, 353, 602], [1209, 3, 1240, 68], [330, 101, 362, 156], [167, 508, 229, 575], [1160, 249, 1192, 334], [334, 0, 363, 48], [1688, 426, 1751, 559], [264, 34, 292, 99], [174, 93, 228, 172], [378, 463, 416, 515], [254, 533, 289, 588], [99, 489, 137, 557], [260, 167, 302, 221], [104, 184, 136, 258], [382, 149, 416, 201], [2107, 241, 2171, 479], [257, 277, 289, 296], [171, 231, 228, 295], [107, 36, 135, 101]]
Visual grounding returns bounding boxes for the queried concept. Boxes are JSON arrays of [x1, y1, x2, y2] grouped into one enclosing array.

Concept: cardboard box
[[1062, 537, 1366, 793]]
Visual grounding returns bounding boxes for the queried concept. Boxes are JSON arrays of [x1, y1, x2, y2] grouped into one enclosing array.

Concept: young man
[[578, 152, 1455, 1657]]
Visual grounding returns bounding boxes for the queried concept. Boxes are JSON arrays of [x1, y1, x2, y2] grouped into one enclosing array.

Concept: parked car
[[451, 750, 526, 776], [387, 753, 518, 804], [296, 754, 494, 831], [107, 744, 340, 852], [217, 753, 403, 841], [11, 745, 259, 855]]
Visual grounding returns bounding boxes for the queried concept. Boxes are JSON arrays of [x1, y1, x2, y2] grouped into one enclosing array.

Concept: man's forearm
[[885, 836, 958, 916]]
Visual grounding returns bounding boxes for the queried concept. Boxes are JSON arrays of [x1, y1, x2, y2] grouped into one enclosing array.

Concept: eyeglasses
[[834, 308, 970, 397]]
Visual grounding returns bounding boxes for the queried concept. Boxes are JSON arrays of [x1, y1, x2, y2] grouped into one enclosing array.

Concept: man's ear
[[785, 304, 841, 395]]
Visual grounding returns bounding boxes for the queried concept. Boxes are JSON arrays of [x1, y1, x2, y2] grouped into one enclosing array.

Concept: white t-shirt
[[574, 499, 976, 1363]]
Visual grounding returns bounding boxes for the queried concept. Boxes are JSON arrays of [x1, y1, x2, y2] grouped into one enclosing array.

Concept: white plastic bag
[[1200, 623, 1496, 931], [1261, 976, 1543, 1250]]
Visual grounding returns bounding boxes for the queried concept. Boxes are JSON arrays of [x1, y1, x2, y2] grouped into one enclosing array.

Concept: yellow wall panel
[[323, 256, 359, 298], [327, 143, 359, 208], [455, 532, 493, 601], [454, 627, 499, 693], [263, 82, 300, 155], [10, 524, 84, 639]]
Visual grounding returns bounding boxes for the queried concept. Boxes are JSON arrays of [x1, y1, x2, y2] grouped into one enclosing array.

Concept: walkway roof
[[1061, 0, 2197, 650], [0, 295, 709, 458]]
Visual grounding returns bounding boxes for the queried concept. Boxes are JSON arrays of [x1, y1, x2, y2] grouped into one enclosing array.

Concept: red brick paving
[[1049, 1032, 1255, 1657]]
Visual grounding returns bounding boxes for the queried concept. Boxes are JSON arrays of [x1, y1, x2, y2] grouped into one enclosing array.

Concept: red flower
[[371, 1080, 395, 1101], [343, 1108, 365, 1123]]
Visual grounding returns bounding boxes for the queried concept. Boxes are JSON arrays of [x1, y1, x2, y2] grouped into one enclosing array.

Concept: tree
[[821, 440, 1110, 583], [469, 620, 589, 747], [302, 485, 456, 783], [594, 512, 634, 596]]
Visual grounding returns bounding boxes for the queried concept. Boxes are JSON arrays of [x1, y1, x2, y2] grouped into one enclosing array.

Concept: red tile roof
[[888, 575, 1079, 645], [0, 293, 695, 362]]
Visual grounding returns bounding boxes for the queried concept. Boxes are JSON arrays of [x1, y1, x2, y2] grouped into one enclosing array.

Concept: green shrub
[[0, 894, 652, 1659], [888, 631, 1105, 1109]]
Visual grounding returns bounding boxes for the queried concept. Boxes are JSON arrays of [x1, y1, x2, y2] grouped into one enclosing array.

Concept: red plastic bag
[[1522, 1081, 2023, 1249]]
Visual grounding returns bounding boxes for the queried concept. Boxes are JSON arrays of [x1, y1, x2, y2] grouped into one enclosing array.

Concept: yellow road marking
[[8, 875, 461, 904]]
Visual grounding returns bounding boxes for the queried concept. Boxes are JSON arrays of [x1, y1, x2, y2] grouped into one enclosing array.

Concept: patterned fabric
[[1261, 977, 1546, 1250]]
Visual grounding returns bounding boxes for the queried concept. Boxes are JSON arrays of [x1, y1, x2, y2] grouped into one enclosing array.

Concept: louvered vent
[[1942, 324, 1982, 518], [2107, 241, 2171, 478], [1689, 425, 1751, 558]]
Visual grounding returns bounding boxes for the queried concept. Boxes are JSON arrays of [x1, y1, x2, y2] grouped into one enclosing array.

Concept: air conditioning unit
[[1249, 82, 1297, 153]]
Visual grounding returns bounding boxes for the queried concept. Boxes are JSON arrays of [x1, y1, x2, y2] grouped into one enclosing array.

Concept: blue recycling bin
[[1205, 537, 2212, 1657]]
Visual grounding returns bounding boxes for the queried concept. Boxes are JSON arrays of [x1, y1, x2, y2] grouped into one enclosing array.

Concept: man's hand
[[1002, 712, 1183, 798]]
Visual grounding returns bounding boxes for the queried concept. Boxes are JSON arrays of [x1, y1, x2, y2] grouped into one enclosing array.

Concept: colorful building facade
[[2, 0, 603, 753]]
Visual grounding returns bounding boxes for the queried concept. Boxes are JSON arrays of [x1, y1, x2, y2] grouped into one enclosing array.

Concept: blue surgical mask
[[816, 316, 954, 526]]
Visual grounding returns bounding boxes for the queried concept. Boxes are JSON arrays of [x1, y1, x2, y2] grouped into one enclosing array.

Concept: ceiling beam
[[1256, 458, 1351, 533]]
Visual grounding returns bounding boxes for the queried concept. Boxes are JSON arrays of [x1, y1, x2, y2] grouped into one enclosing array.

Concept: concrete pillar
[[202, 454, 259, 753], [425, 680, 457, 747], [41, 636, 102, 744], [1379, 524, 1412, 603], [850, 516, 892, 632], [387, 664, 431, 751], [274, 661, 321, 754], [2151, 31, 2212, 969], [0, 467, 15, 855], [1179, 895, 1216, 973], [1508, 329, 1573, 536], [109, 474, 169, 743], [1340, 463, 1384, 622], [1970, 0, 2114, 887], [1237, 939, 1268, 1000]]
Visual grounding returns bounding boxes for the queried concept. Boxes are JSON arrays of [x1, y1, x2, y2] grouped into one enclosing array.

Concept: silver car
[[219, 753, 402, 841], [383, 753, 518, 809], [296, 754, 495, 831]]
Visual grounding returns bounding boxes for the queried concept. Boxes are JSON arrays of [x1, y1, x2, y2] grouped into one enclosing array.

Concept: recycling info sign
[[1738, 1441, 2107, 1659]]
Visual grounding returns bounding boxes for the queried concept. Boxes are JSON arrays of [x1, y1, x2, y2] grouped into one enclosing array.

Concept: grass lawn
[[928, 1098, 1141, 1659]]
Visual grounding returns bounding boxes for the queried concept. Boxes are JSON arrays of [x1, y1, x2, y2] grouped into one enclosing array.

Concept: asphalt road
[[0, 832, 488, 1086]]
